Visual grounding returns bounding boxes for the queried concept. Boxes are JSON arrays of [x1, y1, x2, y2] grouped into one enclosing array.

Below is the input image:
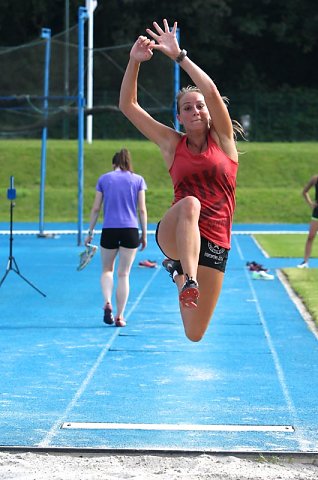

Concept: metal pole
[[173, 28, 181, 131], [63, 0, 70, 139], [39, 28, 51, 236], [78, 7, 89, 245], [86, 0, 97, 143]]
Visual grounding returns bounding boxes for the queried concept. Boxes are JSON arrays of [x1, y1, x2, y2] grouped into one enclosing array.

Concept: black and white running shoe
[[162, 258, 183, 282]]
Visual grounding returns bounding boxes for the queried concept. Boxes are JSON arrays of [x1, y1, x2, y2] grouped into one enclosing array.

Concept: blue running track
[[0, 223, 317, 453]]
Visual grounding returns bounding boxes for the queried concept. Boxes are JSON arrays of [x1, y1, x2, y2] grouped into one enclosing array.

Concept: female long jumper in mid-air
[[119, 19, 243, 342]]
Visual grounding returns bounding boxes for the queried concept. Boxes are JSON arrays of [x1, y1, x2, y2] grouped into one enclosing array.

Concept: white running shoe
[[297, 261, 309, 269], [252, 270, 274, 280]]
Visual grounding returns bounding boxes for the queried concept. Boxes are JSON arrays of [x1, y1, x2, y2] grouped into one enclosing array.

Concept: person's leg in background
[[100, 247, 118, 324], [298, 218, 318, 268], [114, 246, 138, 326]]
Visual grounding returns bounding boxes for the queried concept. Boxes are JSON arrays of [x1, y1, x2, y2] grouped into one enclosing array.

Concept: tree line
[[0, 0, 317, 93]]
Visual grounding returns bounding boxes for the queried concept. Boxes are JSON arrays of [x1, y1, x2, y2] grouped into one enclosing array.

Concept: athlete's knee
[[183, 322, 206, 342], [180, 196, 201, 219], [184, 328, 204, 343], [187, 332, 204, 343], [101, 268, 113, 275], [117, 269, 131, 278]]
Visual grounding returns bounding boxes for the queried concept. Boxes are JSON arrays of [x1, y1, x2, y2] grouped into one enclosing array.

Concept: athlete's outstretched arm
[[146, 19, 237, 159], [119, 35, 177, 154]]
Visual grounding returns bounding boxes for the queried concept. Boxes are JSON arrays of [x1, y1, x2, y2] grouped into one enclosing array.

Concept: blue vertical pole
[[173, 28, 181, 131], [77, 7, 88, 245], [39, 28, 51, 236]]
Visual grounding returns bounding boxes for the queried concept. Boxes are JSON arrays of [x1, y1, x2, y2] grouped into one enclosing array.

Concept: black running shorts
[[312, 206, 318, 221], [100, 228, 139, 249], [155, 222, 229, 273]]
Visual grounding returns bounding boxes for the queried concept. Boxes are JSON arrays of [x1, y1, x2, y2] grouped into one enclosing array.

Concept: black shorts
[[312, 206, 318, 220], [100, 228, 139, 249], [155, 222, 229, 273]]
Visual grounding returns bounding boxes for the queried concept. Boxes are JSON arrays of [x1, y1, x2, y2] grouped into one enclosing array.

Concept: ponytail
[[112, 148, 133, 172]]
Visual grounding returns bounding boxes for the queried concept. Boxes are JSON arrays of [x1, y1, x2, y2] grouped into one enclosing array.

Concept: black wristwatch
[[175, 49, 187, 63]]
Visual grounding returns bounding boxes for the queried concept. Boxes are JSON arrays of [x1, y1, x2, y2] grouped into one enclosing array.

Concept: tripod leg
[[11, 257, 20, 274], [0, 269, 10, 288], [0, 197, 46, 297], [13, 270, 46, 297], [0, 257, 46, 297]]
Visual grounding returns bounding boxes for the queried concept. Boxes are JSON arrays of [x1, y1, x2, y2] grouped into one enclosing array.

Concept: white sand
[[0, 451, 317, 479]]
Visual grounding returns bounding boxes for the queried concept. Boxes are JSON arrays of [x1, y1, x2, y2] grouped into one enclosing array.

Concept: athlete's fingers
[[145, 28, 159, 42], [170, 21, 178, 35], [162, 18, 177, 34], [152, 21, 164, 34]]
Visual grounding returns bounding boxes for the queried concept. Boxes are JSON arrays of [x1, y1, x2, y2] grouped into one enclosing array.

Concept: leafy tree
[[0, 0, 317, 91]]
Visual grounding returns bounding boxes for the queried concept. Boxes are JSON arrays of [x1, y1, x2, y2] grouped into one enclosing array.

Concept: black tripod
[[0, 177, 46, 297]]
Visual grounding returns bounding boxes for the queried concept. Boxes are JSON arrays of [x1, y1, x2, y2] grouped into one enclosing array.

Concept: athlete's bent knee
[[182, 195, 201, 210], [180, 196, 201, 219], [184, 327, 205, 343]]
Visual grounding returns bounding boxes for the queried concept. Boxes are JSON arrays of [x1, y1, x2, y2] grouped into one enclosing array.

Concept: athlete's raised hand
[[130, 35, 155, 63], [146, 19, 180, 60]]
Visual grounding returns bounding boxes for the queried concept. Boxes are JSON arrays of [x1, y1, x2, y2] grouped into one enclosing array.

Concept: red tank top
[[169, 135, 238, 249]]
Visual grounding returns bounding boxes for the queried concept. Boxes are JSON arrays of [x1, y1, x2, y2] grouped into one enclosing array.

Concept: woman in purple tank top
[[85, 149, 148, 327]]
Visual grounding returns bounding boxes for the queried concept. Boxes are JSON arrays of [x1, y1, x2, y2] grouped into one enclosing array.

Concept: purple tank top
[[96, 170, 147, 228]]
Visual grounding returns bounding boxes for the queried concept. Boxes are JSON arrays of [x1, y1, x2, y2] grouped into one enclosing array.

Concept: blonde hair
[[176, 85, 245, 140]]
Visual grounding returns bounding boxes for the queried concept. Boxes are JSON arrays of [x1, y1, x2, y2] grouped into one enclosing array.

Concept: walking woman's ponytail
[[112, 148, 133, 172]]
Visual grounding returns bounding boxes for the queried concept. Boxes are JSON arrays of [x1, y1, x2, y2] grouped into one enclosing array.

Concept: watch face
[[176, 50, 187, 63]]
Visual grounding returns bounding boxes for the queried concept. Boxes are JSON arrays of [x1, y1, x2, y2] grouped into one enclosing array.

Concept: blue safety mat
[[0, 224, 317, 452]]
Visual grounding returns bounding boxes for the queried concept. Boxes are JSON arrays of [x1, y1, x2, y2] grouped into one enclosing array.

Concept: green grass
[[254, 233, 318, 327], [254, 234, 318, 258], [0, 139, 173, 223], [235, 141, 318, 223], [1, 139, 318, 223], [281, 268, 318, 324]]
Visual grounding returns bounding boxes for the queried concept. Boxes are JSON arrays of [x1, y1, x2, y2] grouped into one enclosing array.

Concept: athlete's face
[[177, 92, 210, 131]]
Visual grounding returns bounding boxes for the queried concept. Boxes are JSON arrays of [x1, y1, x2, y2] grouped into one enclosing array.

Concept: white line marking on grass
[[39, 267, 161, 447], [277, 270, 318, 341], [251, 235, 269, 258]]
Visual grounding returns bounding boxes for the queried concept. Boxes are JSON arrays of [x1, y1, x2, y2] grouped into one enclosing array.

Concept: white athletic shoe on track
[[252, 270, 274, 280], [297, 261, 309, 269]]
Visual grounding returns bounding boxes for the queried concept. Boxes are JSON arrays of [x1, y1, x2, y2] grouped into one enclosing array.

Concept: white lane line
[[39, 266, 161, 447], [0, 229, 158, 236], [234, 235, 308, 451], [233, 231, 307, 235], [233, 236, 308, 449], [61, 422, 294, 432], [251, 235, 270, 258], [0, 229, 308, 236], [233, 234, 244, 260]]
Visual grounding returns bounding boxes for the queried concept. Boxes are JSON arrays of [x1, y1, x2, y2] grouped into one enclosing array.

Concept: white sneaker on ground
[[297, 261, 309, 269], [252, 270, 274, 280]]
